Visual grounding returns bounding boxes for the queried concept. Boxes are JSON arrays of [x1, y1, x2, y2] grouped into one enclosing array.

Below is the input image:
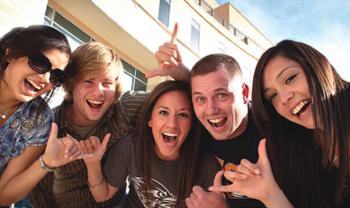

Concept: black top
[[201, 104, 266, 208]]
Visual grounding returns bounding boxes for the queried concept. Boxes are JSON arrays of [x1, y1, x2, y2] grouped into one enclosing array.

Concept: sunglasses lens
[[50, 70, 65, 86], [28, 53, 51, 74]]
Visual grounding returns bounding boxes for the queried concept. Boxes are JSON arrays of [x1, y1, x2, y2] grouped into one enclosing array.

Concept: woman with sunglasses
[[0, 25, 82, 206]]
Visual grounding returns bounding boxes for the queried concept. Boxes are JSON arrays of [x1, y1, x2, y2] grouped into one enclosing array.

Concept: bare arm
[[80, 134, 118, 202], [0, 123, 82, 206], [85, 161, 118, 202], [0, 145, 45, 205]]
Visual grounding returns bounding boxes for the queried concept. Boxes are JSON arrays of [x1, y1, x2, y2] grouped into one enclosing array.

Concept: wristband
[[88, 177, 105, 189], [39, 155, 55, 172]]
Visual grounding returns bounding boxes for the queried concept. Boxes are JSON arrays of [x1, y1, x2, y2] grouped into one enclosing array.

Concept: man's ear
[[242, 83, 249, 104]]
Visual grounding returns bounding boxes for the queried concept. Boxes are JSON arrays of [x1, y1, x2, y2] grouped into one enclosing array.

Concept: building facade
[[0, 0, 272, 105]]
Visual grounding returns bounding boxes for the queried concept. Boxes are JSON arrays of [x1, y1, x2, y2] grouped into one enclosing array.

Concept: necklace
[[0, 105, 16, 120], [0, 110, 9, 119]]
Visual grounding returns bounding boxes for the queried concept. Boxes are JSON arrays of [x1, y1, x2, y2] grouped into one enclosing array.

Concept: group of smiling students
[[0, 24, 349, 208]]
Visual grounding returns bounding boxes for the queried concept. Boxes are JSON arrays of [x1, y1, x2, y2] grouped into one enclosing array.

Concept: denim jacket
[[0, 96, 53, 173]]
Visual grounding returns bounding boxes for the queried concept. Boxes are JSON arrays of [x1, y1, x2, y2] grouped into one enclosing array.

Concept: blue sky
[[216, 0, 350, 80]]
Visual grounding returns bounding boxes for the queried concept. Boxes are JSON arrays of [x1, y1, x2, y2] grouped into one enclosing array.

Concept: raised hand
[[209, 139, 289, 206], [42, 123, 82, 168], [147, 23, 190, 81], [79, 133, 111, 166], [185, 172, 227, 208]]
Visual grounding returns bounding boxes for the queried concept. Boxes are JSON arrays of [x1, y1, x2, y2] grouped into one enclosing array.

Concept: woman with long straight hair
[[80, 80, 220, 208], [209, 40, 350, 208]]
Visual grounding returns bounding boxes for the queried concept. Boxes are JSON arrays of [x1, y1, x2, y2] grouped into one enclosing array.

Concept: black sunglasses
[[27, 52, 65, 87]]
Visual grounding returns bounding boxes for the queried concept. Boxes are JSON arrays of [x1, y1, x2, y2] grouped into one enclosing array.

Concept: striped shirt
[[28, 91, 147, 208]]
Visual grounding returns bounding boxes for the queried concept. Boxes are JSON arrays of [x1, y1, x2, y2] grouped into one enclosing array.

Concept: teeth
[[163, 132, 177, 137], [26, 79, 42, 90], [208, 118, 224, 123], [292, 100, 309, 115], [87, 100, 103, 104]]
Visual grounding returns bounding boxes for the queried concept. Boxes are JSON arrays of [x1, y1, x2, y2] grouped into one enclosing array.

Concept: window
[[44, 6, 147, 108], [158, 0, 171, 27], [121, 60, 147, 91], [45, 7, 92, 50], [191, 19, 200, 53]]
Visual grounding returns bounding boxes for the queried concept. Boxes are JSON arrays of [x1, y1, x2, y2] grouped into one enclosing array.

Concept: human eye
[[216, 93, 228, 101], [83, 80, 93, 84], [178, 112, 189, 118], [159, 110, 169, 116], [102, 81, 114, 88], [194, 96, 206, 105], [285, 74, 297, 84], [266, 93, 277, 102]]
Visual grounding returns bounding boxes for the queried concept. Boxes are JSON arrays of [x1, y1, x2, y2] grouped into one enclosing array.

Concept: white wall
[[0, 0, 48, 36]]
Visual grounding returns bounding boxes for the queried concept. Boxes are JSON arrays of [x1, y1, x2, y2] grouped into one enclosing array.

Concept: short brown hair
[[63, 42, 122, 100], [191, 53, 242, 80]]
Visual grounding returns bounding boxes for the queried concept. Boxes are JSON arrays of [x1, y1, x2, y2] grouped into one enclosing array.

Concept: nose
[[36, 71, 51, 84], [207, 98, 219, 114], [91, 83, 105, 96], [280, 90, 293, 105], [166, 114, 178, 128]]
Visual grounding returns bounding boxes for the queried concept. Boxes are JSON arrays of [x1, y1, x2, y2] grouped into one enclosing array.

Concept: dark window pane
[[134, 79, 147, 91], [45, 6, 53, 19], [121, 60, 135, 75], [191, 19, 200, 53], [158, 0, 170, 27], [136, 70, 147, 83], [54, 13, 91, 43]]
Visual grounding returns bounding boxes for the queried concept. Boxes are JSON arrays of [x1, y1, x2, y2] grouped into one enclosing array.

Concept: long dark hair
[[136, 80, 201, 208], [0, 25, 71, 115], [252, 39, 350, 207]]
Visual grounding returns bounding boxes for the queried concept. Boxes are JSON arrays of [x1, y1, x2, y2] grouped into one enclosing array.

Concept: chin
[[18, 95, 36, 102]]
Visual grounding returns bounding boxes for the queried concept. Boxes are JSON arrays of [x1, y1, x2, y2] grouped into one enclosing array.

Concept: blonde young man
[[29, 40, 188, 207], [28, 42, 147, 207]]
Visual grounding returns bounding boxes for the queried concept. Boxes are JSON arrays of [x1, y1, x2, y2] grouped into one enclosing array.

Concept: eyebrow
[[263, 65, 298, 93], [276, 65, 298, 80], [158, 105, 191, 111], [192, 88, 227, 95]]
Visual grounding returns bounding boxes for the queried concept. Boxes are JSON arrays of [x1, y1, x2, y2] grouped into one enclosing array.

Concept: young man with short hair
[[153, 43, 265, 208]]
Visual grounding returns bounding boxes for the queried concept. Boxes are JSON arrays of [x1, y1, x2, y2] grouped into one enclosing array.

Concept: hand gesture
[[147, 23, 190, 81], [79, 133, 111, 166], [209, 139, 283, 205], [185, 173, 227, 208], [43, 123, 82, 168]]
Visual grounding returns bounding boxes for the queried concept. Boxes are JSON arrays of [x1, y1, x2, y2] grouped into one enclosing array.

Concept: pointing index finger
[[170, 23, 178, 43]]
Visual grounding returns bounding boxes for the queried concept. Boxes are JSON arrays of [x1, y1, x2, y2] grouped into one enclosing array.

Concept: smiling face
[[69, 64, 119, 127], [148, 90, 192, 161], [191, 69, 249, 140], [263, 55, 315, 129], [2, 48, 69, 104]]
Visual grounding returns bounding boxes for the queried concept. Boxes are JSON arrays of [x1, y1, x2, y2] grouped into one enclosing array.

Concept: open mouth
[[292, 100, 311, 117], [207, 117, 227, 127], [25, 79, 42, 92], [86, 99, 104, 109], [162, 132, 177, 144]]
